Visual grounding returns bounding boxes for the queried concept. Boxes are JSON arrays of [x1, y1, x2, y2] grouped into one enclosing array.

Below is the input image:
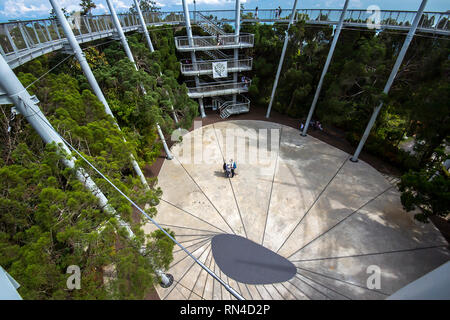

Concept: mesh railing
[[219, 94, 250, 113], [1, 9, 448, 58], [181, 57, 253, 74], [175, 33, 254, 49], [238, 8, 449, 32], [187, 79, 252, 95], [0, 11, 185, 56], [195, 12, 226, 36]]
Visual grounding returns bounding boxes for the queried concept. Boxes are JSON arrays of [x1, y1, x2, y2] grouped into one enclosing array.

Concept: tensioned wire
[[27, 101, 244, 300], [18, 38, 118, 93]]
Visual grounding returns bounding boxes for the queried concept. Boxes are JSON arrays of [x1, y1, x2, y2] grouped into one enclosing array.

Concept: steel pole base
[[349, 157, 359, 163], [160, 273, 174, 288]]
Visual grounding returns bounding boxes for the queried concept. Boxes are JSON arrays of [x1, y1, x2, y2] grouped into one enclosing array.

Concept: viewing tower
[[175, 0, 254, 119]]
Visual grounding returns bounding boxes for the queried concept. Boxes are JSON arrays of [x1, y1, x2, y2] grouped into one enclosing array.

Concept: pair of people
[[275, 6, 282, 18], [311, 120, 323, 131], [223, 159, 237, 178], [300, 120, 323, 132]]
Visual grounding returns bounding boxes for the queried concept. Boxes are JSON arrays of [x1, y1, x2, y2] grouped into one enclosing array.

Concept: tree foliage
[[242, 21, 449, 172], [129, 0, 160, 14], [398, 147, 450, 222], [79, 0, 96, 16], [0, 25, 197, 299]]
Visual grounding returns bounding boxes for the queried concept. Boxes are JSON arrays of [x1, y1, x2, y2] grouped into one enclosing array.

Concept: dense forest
[[0, 4, 449, 299], [0, 26, 194, 299], [243, 20, 448, 168]]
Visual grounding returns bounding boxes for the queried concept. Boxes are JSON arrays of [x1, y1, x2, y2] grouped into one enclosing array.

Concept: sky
[[0, 0, 448, 23]]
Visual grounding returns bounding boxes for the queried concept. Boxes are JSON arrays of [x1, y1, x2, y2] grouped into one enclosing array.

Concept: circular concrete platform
[[144, 120, 449, 300]]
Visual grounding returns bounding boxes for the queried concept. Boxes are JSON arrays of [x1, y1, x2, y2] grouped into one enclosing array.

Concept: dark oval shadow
[[211, 234, 296, 285]]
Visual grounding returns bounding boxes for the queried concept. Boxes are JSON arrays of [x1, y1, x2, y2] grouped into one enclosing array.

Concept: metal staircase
[[193, 18, 229, 62], [218, 95, 250, 119], [195, 12, 226, 36], [175, 8, 253, 118], [195, 37, 229, 60]]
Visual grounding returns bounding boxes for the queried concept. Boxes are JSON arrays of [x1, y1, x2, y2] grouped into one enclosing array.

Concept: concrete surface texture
[[143, 120, 449, 300]]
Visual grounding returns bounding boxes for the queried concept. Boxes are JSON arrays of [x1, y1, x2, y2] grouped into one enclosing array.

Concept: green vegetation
[[398, 147, 450, 222], [129, 0, 161, 14], [0, 26, 192, 299], [0, 12, 448, 299], [242, 21, 449, 171], [80, 0, 97, 16], [240, 21, 448, 221]]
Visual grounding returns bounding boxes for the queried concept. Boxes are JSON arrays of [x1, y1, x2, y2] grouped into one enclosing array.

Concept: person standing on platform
[[230, 159, 237, 178]]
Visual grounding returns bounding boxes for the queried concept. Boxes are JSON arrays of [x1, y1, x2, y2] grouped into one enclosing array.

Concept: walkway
[[2, 9, 448, 69]]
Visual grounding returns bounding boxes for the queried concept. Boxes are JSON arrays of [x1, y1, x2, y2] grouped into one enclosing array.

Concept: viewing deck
[[180, 57, 253, 76], [0, 12, 181, 69], [187, 79, 251, 99], [174, 34, 254, 52], [1, 9, 448, 68]]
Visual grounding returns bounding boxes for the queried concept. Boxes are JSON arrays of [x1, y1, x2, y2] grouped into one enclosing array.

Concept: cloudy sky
[[0, 0, 448, 22]]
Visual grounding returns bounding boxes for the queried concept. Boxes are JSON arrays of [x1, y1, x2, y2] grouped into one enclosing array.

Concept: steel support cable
[[275, 155, 349, 254], [159, 198, 229, 234], [163, 242, 211, 300], [280, 281, 304, 300], [286, 185, 394, 260], [188, 246, 213, 299], [290, 244, 448, 263], [212, 124, 247, 238], [261, 126, 282, 245], [9, 39, 120, 99], [295, 265, 390, 296], [174, 156, 238, 235], [29, 107, 245, 300], [294, 274, 332, 300], [296, 272, 352, 300], [286, 278, 313, 300], [156, 223, 221, 235], [270, 283, 286, 300], [201, 246, 216, 298], [241, 283, 255, 300]]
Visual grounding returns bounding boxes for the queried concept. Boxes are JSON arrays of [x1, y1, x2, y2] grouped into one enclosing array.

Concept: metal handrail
[[1, 9, 448, 29], [195, 12, 226, 36], [187, 79, 252, 94], [195, 37, 229, 60], [175, 33, 254, 49], [180, 57, 253, 74], [219, 95, 251, 114], [1, 9, 448, 67]]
